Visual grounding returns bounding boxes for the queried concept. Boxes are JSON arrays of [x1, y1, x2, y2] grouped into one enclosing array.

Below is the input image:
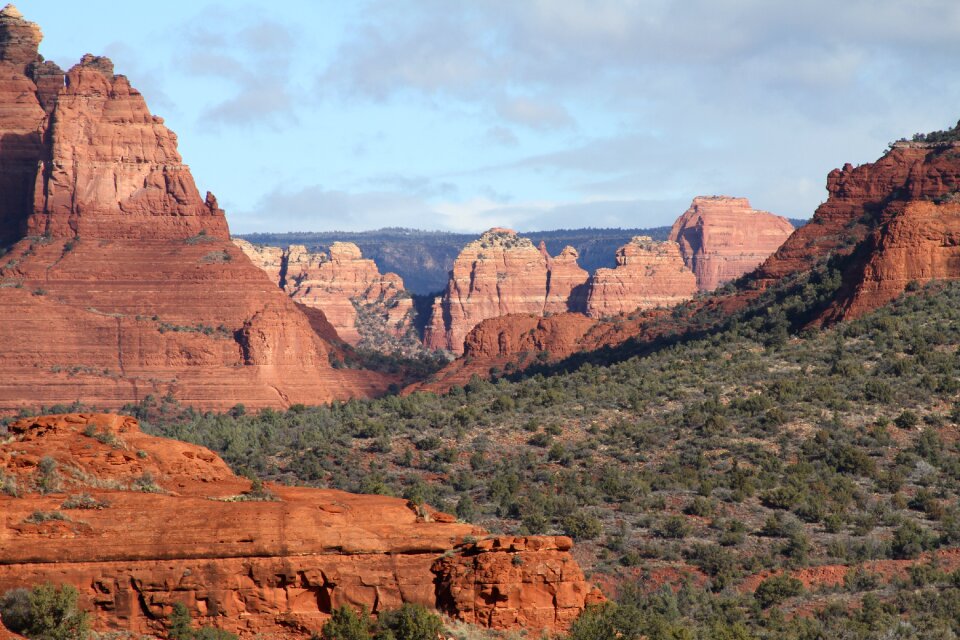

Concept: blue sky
[[22, 1, 960, 233]]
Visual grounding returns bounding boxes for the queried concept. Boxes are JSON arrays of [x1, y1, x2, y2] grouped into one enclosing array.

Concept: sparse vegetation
[[105, 276, 960, 636]]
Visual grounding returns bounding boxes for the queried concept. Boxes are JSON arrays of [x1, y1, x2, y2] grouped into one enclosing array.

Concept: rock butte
[[668, 196, 794, 292], [0, 6, 390, 411], [0, 414, 602, 636], [423, 200, 791, 354], [584, 235, 697, 318], [234, 239, 415, 350], [423, 228, 589, 354], [414, 136, 960, 393]]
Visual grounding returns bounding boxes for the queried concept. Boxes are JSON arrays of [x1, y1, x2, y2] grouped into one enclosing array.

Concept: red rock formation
[[408, 313, 597, 393], [0, 6, 390, 411], [822, 198, 960, 322], [424, 229, 590, 353], [756, 142, 960, 284], [668, 196, 793, 292], [235, 239, 416, 351], [585, 236, 698, 318], [543, 243, 589, 313], [0, 6, 45, 247], [755, 139, 960, 323], [0, 5, 39, 70], [433, 536, 603, 630], [414, 134, 960, 394], [0, 414, 599, 636]]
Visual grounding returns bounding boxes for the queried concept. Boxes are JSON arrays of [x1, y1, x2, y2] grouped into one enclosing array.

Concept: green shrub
[[376, 603, 444, 640], [656, 515, 691, 539], [891, 521, 936, 559], [562, 512, 603, 541], [321, 605, 372, 640], [754, 574, 804, 608], [0, 583, 89, 640]]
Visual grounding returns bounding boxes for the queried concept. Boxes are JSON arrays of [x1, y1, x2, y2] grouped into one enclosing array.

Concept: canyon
[[0, 413, 601, 637], [0, 6, 390, 412]]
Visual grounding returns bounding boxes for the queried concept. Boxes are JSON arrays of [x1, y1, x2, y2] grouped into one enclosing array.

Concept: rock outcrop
[[753, 138, 960, 323], [0, 414, 600, 636], [668, 196, 794, 292], [584, 236, 698, 318], [423, 229, 589, 353], [0, 6, 390, 411], [542, 243, 589, 313], [234, 239, 416, 352], [821, 191, 960, 322]]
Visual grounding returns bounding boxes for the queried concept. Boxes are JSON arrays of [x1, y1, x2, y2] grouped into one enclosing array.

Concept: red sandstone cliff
[[0, 6, 389, 411], [668, 196, 793, 292], [755, 139, 960, 323], [423, 228, 589, 353], [0, 413, 600, 636], [235, 239, 416, 352], [584, 236, 697, 318]]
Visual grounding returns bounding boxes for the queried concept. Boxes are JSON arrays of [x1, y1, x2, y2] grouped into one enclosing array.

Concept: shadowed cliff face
[[0, 5, 57, 247], [0, 5, 392, 411]]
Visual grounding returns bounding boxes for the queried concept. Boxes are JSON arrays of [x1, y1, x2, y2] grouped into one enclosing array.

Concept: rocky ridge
[[234, 239, 417, 353], [0, 414, 600, 636], [584, 235, 698, 318], [423, 228, 589, 353], [0, 6, 388, 411]]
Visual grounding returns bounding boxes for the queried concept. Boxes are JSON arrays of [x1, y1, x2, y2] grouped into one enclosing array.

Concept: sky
[[20, 1, 960, 234]]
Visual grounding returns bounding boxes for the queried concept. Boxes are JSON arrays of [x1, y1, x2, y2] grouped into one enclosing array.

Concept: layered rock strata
[[423, 228, 589, 353], [234, 239, 415, 350], [0, 414, 600, 636], [584, 236, 698, 318], [668, 196, 794, 292], [0, 6, 388, 411]]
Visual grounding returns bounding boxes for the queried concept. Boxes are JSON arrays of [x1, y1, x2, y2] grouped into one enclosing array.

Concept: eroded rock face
[[424, 229, 590, 353], [433, 536, 603, 630], [412, 137, 960, 394], [755, 140, 960, 323], [234, 239, 416, 352], [822, 198, 960, 322], [668, 196, 794, 292], [0, 4, 40, 71], [0, 6, 390, 411], [0, 414, 599, 636], [585, 236, 698, 318]]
